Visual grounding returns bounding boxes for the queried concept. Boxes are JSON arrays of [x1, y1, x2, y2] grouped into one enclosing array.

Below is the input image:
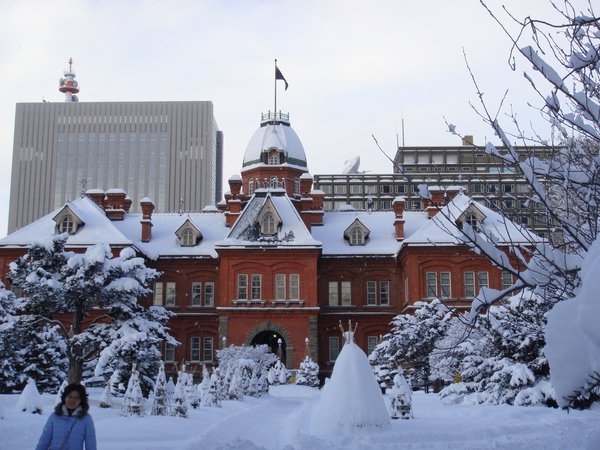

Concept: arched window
[[268, 150, 280, 165], [294, 179, 300, 195], [262, 212, 276, 235], [248, 178, 255, 195], [350, 228, 364, 245], [181, 228, 196, 246], [59, 216, 75, 234], [269, 176, 278, 189]]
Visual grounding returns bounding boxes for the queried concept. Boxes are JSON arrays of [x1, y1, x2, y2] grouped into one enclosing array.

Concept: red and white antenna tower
[[59, 58, 79, 102]]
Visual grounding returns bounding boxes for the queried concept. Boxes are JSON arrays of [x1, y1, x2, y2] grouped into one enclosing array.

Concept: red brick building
[[0, 113, 534, 378]]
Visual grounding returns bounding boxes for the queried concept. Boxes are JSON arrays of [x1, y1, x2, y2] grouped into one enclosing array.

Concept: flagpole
[[274, 58, 277, 124]]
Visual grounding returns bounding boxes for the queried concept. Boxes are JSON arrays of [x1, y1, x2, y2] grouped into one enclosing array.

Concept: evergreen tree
[[227, 365, 244, 400], [204, 371, 221, 407], [8, 237, 173, 384], [170, 372, 189, 418], [371, 299, 450, 392], [121, 364, 145, 416], [296, 356, 320, 388]]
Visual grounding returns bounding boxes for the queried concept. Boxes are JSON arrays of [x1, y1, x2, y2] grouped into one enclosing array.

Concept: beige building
[[8, 101, 223, 232]]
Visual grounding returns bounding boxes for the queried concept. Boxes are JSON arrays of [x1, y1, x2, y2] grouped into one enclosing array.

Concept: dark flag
[[275, 66, 289, 90]]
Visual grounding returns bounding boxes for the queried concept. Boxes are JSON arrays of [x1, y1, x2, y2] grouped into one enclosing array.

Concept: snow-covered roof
[[242, 122, 307, 170], [312, 210, 429, 256], [404, 193, 541, 246], [218, 189, 321, 249]]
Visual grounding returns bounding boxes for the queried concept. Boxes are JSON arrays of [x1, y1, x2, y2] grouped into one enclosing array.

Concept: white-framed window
[[341, 281, 352, 305], [366, 281, 377, 305], [268, 150, 279, 165], [328, 281, 338, 306], [204, 282, 214, 306], [329, 336, 340, 361], [367, 336, 378, 356], [191, 282, 202, 306], [275, 274, 286, 299], [251, 274, 262, 300], [350, 184, 362, 194], [294, 179, 300, 195], [237, 274, 248, 299], [440, 272, 451, 299], [464, 271, 489, 298], [364, 185, 376, 194], [289, 274, 299, 299], [350, 228, 364, 246], [203, 337, 214, 361], [502, 271, 513, 291], [59, 216, 75, 234], [154, 282, 164, 306], [380, 281, 390, 305], [190, 337, 201, 361], [465, 214, 478, 228], [165, 282, 176, 306], [181, 228, 195, 246], [426, 272, 437, 298], [164, 343, 175, 362], [269, 176, 278, 189], [262, 212, 276, 235], [248, 178, 255, 195], [334, 184, 347, 194]]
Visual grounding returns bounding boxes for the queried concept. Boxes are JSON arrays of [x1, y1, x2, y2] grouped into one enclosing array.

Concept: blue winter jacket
[[35, 407, 96, 450]]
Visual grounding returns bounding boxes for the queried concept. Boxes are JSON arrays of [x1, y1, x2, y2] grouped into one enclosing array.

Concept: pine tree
[[296, 356, 320, 388], [150, 363, 169, 416], [170, 372, 189, 418], [8, 237, 173, 385], [204, 371, 221, 407]]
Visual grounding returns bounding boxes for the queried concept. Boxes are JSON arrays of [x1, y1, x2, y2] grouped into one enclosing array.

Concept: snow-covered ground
[[1, 385, 599, 450]]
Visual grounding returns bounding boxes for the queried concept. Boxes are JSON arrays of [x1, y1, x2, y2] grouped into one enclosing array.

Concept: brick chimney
[[425, 187, 446, 218], [300, 173, 313, 196], [123, 196, 133, 213], [393, 196, 406, 240], [228, 176, 243, 198], [86, 189, 105, 208], [300, 190, 324, 231], [105, 189, 127, 221], [140, 198, 155, 242]]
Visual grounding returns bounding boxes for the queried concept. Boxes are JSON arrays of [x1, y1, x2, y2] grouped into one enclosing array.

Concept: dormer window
[[344, 218, 370, 246], [181, 228, 195, 246], [256, 197, 282, 237], [270, 176, 278, 189], [456, 204, 487, 230], [465, 213, 478, 228], [350, 228, 365, 245], [52, 204, 84, 235], [59, 216, 75, 234], [261, 212, 276, 235], [175, 219, 202, 247], [268, 149, 280, 165]]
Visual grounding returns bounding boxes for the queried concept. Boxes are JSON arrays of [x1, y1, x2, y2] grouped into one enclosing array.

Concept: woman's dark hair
[[55, 383, 90, 416]]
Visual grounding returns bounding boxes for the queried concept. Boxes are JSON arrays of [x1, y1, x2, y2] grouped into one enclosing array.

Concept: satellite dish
[[342, 156, 360, 174]]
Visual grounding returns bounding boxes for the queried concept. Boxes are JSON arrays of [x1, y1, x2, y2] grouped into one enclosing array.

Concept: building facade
[[0, 113, 534, 379], [9, 100, 223, 233], [314, 136, 557, 237]]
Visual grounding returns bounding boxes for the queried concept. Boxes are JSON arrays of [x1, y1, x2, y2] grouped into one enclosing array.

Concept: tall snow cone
[[151, 363, 169, 416], [121, 364, 145, 416], [99, 384, 112, 408], [389, 371, 414, 419], [16, 378, 43, 414], [311, 320, 389, 432]]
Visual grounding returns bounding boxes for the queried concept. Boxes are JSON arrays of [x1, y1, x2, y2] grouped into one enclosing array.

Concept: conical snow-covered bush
[[311, 321, 389, 432], [170, 371, 189, 418], [389, 371, 413, 419], [150, 363, 169, 416], [99, 383, 112, 408], [16, 378, 43, 414], [297, 356, 320, 387], [121, 365, 145, 416]]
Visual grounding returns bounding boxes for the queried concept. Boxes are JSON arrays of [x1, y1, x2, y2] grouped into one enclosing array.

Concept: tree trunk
[[68, 356, 83, 384]]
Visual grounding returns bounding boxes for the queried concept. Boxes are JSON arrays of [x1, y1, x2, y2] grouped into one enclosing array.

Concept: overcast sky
[[0, 0, 583, 238]]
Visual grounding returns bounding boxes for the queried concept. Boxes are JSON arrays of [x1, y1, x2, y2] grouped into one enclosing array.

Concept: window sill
[[363, 304, 392, 307]]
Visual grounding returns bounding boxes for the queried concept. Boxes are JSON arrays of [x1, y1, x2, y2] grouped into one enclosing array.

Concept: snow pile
[[545, 237, 600, 407], [15, 378, 43, 414], [311, 328, 389, 432]]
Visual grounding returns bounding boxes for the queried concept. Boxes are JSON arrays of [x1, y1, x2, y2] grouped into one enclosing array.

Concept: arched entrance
[[251, 330, 287, 363]]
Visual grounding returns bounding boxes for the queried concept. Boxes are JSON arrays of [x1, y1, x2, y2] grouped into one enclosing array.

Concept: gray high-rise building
[[9, 100, 223, 232]]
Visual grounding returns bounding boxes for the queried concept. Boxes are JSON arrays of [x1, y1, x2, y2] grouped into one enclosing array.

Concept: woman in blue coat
[[35, 383, 97, 450]]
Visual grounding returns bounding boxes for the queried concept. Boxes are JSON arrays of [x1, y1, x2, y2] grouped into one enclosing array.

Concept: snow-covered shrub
[[16, 378, 43, 414], [296, 356, 320, 387], [389, 371, 413, 419]]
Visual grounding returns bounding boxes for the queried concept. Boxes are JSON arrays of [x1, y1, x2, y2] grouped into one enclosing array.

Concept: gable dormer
[[267, 147, 282, 165], [456, 203, 487, 230], [52, 204, 84, 235], [175, 218, 202, 247], [344, 218, 370, 246], [257, 196, 282, 236]]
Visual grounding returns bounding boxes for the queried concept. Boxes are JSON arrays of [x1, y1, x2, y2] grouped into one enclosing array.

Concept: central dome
[[242, 112, 307, 170]]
